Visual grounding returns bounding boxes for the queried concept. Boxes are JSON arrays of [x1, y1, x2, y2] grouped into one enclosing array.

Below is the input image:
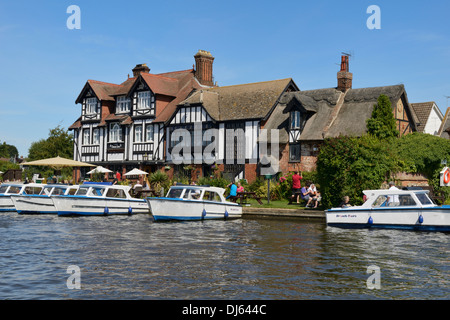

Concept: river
[[0, 212, 448, 300]]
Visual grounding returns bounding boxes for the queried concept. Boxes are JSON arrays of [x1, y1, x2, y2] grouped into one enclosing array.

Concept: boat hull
[[53, 196, 150, 216], [147, 197, 242, 221], [326, 206, 450, 232], [11, 195, 57, 214], [0, 195, 15, 212]]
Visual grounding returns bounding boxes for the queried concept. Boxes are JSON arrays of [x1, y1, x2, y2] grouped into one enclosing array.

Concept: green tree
[[366, 94, 399, 140], [0, 142, 19, 159], [316, 135, 403, 208], [28, 126, 73, 161], [26, 126, 74, 180], [393, 132, 450, 200]]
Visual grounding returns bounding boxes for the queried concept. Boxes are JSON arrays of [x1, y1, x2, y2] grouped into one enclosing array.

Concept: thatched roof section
[[266, 84, 418, 143], [177, 78, 296, 122]]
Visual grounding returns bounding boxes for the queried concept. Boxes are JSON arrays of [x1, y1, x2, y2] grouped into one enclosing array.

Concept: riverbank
[[242, 206, 326, 220]]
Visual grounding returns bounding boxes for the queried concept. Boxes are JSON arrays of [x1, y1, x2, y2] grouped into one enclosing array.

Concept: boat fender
[[224, 210, 228, 219], [128, 206, 132, 215], [368, 216, 373, 226], [418, 215, 424, 224], [202, 209, 206, 219], [104, 207, 109, 216]]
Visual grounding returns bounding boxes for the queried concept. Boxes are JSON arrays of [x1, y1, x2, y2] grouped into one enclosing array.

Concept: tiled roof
[[411, 102, 435, 132]]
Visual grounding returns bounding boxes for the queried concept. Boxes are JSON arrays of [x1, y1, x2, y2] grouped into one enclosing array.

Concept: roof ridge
[[88, 79, 122, 86], [208, 78, 292, 90], [140, 72, 179, 82]]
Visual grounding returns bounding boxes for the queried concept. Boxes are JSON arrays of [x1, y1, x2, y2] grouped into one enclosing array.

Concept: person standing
[[291, 171, 303, 204]]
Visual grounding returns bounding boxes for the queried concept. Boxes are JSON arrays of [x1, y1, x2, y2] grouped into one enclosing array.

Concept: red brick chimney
[[194, 50, 214, 87], [132, 63, 150, 77], [337, 55, 353, 92]]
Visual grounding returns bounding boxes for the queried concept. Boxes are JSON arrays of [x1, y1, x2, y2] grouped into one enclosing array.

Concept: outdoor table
[[236, 192, 263, 205]]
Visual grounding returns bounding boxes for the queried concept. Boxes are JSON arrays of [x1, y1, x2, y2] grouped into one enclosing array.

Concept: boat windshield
[[167, 188, 183, 198], [416, 193, 433, 205], [8, 186, 21, 194], [0, 186, 9, 194]]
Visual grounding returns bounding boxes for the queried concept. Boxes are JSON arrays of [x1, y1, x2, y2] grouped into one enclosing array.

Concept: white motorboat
[[0, 183, 45, 212], [11, 184, 79, 214], [146, 185, 242, 221], [326, 188, 450, 232], [53, 182, 150, 216]]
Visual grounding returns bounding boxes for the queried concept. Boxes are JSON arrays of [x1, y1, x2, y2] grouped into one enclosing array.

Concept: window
[[92, 128, 100, 145], [138, 91, 151, 109], [416, 193, 433, 205], [146, 125, 154, 142], [110, 123, 123, 142], [106, 188, 126, 198], [289, 143, 301, 162], [134, 125, 143, 142], [203, 191, 221, 202], [117, 96, 131, 113], [83, 128, 91, 145], [167, 188, 183, 198], [291, 111, 301, 129], [86, 98, 98, 114]]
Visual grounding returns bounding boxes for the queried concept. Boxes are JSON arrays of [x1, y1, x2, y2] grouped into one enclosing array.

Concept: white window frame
[[83, 128, 91, 145], [137, 91, 151, 110], [86, 98, 98, 115], [145, 125, 154, 142], [110, 123, 123, 142], [291, 111, 301, 129], [134, 125, 143, 142], [116, 96, 131, 113], [92, 128, 100, 145]]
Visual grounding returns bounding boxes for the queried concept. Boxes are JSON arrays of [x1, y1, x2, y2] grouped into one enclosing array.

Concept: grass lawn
[[239, 198, 323, 210]]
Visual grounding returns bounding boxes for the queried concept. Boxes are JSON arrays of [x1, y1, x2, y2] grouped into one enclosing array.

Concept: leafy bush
[[316, 134, 403, 208]]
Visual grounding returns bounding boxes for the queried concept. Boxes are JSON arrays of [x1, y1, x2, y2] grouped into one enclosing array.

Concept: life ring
[[444, 169, 450, 184]]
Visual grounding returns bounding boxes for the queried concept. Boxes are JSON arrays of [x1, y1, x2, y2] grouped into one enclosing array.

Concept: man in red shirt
[[291, 171, 302, 204]]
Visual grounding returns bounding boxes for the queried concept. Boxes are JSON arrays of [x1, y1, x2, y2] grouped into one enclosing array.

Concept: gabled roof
[[411, 101, 443, 133], [174, 78, 297, 123], [75, 80, 121, 103]]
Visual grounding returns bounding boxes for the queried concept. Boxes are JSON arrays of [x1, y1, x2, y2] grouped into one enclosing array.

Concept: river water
[[0, 212, 448, 300]]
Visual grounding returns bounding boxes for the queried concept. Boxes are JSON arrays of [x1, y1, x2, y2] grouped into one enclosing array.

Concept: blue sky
[[0, 0, 449, 157]]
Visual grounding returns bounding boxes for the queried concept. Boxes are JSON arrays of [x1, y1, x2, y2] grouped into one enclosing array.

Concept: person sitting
[[226, 181, 238, 202], [307, 183, 319, 208], [236, 182, 244, 193], [300, 183, 311, 205], [340, 196, 352, 208]]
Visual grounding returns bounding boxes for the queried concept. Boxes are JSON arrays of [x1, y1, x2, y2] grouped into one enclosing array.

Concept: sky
[[0, 0, 449, 157]]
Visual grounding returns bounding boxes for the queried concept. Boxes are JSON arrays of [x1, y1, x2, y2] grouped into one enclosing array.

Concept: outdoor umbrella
[[21, 156, 95, 169], [87, 166, 113, 174], [124, 168, 148, 176]]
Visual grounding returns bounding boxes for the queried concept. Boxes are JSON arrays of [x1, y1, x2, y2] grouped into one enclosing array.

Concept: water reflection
[[0, 212, 447, 299]]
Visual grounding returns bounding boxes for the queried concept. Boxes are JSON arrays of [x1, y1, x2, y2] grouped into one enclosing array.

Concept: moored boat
[[11, 184, 79, 214], [146, 185, 242, 221], [0, 183, 45, 212], [326, 188, 450, 232], [53, 182, 150, 216]]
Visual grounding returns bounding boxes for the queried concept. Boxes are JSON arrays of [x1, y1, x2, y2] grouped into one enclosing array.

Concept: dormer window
[[117, 96, 131, 113], [138, 91, 152, 109], [86, 98, 98, 115], [291, 111, 301, 129]]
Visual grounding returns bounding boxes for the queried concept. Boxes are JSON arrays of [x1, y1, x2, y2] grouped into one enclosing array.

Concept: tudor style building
[[69, 50, 214, 180], [70, 51, 421, 183]]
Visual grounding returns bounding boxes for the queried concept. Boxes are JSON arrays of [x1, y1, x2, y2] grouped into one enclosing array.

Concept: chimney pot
[[194, 50, 215, 87], [132, 63, 150, 77], [337, 55, 352, 92]]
